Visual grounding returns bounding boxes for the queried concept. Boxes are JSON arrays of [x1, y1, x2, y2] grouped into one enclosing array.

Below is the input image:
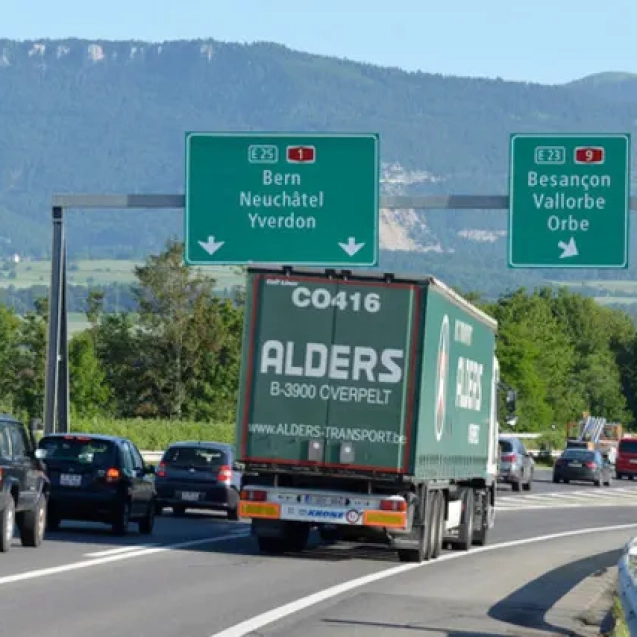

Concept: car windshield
[[619, 440, 637, 453], [38, 436, 116, 468], [562, 449, 594, 461], [498, 440, 514, 453], [163, 446, 228, 468]]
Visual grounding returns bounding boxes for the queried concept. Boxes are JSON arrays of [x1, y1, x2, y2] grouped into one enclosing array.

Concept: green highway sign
[[508, 133, 631, 269], [184, 132, 380, 266]]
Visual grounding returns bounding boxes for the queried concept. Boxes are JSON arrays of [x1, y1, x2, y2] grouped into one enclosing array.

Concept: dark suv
[[37, 433, 157, 535], [0, 413, 50, 553]]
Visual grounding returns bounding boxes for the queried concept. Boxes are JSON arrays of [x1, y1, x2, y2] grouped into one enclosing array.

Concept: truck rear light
[[217, 465, 232, 483], [501, 453, 517, 463], [380, 499, 407, 512], [156, 462, 166, 478], [241, 489, 267, 502]]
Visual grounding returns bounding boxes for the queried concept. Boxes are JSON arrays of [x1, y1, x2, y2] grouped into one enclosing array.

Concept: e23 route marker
[[508, 133, 631, 269]]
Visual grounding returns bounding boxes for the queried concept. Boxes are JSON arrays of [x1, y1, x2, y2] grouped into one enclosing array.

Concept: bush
[[70, 418, 235, 450]]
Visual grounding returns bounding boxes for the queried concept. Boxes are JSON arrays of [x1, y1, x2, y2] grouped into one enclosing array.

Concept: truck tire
[[257, 536, 286, 554], [473, 492, 493, 547], [286, 522, 310, 552], [397, 490, 435, 563], [431, 491, 445, 559], [454, 488, 474, 551]]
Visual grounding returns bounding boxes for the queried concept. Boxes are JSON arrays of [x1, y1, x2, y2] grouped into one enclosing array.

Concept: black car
[[553, 448, 612, 486], [154, 441, 242, 520], [0, 413, 50, 553], [36, 433, 157, 535]]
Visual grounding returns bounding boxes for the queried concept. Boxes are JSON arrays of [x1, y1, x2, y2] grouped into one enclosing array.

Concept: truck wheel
[[286, 523, 310, 552], [455, 489, 474, 551], [431, 491, 445, 559], [257, 536, 286, 554], [319, 526, 341, 544], [397, 491, 434, 563], [472, 491, 492, 547]]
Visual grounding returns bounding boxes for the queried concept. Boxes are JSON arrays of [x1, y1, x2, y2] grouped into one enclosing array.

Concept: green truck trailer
[[236, 266, 516, 562]]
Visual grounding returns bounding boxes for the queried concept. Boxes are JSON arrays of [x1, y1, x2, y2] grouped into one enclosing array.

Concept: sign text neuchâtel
[[239, 169, 324, 231]]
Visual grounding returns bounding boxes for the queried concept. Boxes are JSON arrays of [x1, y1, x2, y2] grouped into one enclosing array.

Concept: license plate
[[60, 473, 82, 487], [303, 495, 346, 507], [181, 491, 201, 501], [569, 462, 582, 467]]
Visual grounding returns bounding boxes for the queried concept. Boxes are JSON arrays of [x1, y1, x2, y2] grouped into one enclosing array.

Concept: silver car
[[498, 435, 535, 492]]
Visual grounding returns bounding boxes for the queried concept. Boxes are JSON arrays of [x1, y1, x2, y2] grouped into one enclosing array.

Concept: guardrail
[[617, 537, 637, 635]]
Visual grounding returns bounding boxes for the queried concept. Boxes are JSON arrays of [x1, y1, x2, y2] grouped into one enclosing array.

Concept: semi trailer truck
[[236, 266, 516, 562]]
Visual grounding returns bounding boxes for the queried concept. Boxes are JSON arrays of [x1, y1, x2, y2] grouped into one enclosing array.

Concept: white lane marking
[[84, 544, 161, 557], [208, 523, 637, 637], [0, 529, 250, 587]]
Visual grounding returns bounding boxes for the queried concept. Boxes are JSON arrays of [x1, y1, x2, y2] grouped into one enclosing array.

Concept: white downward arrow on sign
[[198, 235, 225, 256], [338, 237, 365, 257], [558, 237, 578, 259]]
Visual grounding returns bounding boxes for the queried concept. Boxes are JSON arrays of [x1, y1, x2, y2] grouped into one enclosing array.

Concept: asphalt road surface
[[1, 494, 636, 637]]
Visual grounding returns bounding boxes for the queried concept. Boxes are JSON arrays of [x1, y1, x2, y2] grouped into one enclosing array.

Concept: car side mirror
[[232, 461, 244, 472]]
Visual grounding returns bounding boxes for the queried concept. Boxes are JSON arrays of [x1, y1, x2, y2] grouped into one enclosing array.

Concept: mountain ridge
[[0, 37, 636, 293]]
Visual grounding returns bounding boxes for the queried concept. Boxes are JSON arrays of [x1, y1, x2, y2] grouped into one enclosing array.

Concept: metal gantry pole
[[42, 193, 637, 435], [43, 206, 65, 434]]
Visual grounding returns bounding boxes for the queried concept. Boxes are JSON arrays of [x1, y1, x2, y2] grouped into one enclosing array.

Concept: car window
[[498, 439, 514, 453], [0, 426, 12, 459], [39, 436, 117, 468], [10, 424, 30, 459], [126, 442, 144, 471], [563, 449, 594, 460], [619, 440, 637, 453], [163, 446, 228, 468], [119, 443, 135, 472]]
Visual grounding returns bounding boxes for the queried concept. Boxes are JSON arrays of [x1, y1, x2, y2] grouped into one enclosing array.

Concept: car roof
[[165, 440, 233, 451], [40, 432, 126, 444], [0, 413, 22, 425]]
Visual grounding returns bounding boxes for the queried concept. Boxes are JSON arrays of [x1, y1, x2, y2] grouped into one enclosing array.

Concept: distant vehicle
[[553, 448, 612, 486], [0, 413, 50, 552], [498, 435, 534, 492], [36, 433, 156, 535], [615, 436, 637, 480], [154, 441, 241, 520]]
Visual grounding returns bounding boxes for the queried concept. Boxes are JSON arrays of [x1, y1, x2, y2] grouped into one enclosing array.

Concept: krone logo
[[434, 314, 450, 442]]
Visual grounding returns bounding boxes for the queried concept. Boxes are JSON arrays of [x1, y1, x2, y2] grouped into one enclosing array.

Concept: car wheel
[[594, 479, 601, 487], [46, 510, 61, 531], [511, 481, 521, 492], [138, 503, 155, 535], [227, 505, 239, 521], [18, 493, 46, 548], [172, 505, 186, 516], [522, 474, 532, 491], [112, 501, 131, 535], [553, 476, 560, 483], [0, 498, 15, 553]]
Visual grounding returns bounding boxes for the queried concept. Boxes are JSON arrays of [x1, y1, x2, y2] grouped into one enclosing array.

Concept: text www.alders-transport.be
[[247, 422, 407, 445]]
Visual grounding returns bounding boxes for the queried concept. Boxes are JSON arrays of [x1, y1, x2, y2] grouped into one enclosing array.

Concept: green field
[[549, 280, 637, 306], [0, 258, 245, 291]]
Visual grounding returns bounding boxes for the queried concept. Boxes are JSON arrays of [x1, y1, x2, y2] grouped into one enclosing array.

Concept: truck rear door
[[238, 272, 422, 474]]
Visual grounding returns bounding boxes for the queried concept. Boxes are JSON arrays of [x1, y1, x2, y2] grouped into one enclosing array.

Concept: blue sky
[[4, 0, 633, 84]]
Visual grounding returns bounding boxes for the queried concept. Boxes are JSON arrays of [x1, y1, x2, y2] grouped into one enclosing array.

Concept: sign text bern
[[184, 132, 380, 266], [508, 133, 631, 269]]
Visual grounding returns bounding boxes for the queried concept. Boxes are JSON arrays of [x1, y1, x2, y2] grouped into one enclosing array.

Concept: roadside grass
[[69, 418, 235, 450], [610, 592, 629, 637]]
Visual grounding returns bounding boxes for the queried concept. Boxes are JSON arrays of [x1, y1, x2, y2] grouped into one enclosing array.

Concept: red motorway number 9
[[574, 146, 604, 164]]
